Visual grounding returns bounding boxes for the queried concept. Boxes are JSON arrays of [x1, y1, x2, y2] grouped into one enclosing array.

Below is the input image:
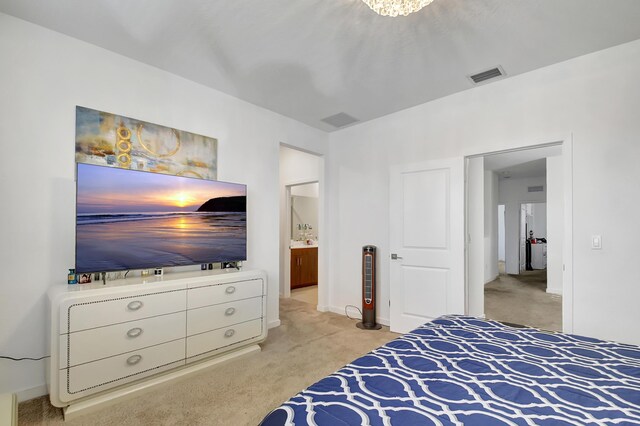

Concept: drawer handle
[[127, 300, 144, 311], [225, 286, 236, 294], [224, 329, 235, 338], [127, 327, 143, 338], [225, 307, 236, 316], [126, 354, 142, 366]]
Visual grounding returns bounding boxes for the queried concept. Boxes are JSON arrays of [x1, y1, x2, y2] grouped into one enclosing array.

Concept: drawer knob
[[225, 286, 236, 294], [126, 354, 142, 365], [224, 329, 235, 338], [127, 300, 144, 311], [225, 307, 236, 316], [127, 327, 143, 338]]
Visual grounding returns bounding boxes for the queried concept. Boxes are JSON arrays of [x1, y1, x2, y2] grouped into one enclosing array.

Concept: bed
[[261, 315, 640, 425]]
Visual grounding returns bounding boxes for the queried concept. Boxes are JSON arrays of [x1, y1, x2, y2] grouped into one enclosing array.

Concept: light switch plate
[[591, 235, 602, 250]]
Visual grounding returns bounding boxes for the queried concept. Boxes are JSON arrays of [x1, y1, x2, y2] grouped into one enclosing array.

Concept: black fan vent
[[469, 67, 504, 84]]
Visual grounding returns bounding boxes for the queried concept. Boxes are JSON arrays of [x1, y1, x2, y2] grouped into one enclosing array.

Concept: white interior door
[[519, 204, 527, 273], [389, 158, 464, 333], [466, 157, 485, 318]]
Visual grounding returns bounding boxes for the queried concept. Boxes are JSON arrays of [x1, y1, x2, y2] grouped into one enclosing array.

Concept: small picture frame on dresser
[[78, 273, 92, 284]]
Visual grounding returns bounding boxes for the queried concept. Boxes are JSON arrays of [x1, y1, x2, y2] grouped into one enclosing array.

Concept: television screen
[[75, 163, 247, 273]]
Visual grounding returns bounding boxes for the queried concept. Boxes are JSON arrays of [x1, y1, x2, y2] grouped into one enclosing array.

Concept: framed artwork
[[78, 274, 92, 284], [75, 106, 217, 179]]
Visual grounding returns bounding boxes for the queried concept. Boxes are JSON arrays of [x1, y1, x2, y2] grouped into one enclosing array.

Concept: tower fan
[[357, 245, 382, 330]]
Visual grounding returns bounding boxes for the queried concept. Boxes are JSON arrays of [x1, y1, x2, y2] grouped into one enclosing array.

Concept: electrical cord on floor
[[345, 305, 363, 320], [0, 355, 50, 361], [124, 270, 130, 278]]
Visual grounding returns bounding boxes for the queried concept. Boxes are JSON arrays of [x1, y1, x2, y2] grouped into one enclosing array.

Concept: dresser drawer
[[187, 297, 262, 336], [61, 339, 185, 398], [187, 319, 262, 358], [60, 311, 186, 368], [64, 289, 186, 333], [187, 279, 263, 309]]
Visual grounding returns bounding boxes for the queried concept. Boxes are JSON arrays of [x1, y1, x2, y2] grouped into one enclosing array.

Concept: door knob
[[391, 253, 403, 260]]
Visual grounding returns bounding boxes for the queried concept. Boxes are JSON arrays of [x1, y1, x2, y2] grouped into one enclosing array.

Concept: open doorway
[[466, 143, 566, 332], [288, 182, 319, 306], [279, 145, 324, 312]]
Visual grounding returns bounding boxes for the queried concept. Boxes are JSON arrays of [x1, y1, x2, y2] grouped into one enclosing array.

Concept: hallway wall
[[484, 171, 499, 282], [498, 205, 506, 262]]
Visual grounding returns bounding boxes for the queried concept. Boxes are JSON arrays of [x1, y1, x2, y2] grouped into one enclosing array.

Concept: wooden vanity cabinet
[[291, 247, 318, 289]]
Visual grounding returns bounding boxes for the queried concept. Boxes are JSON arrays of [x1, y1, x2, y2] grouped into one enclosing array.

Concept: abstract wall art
[[75, 106, 217, 179]]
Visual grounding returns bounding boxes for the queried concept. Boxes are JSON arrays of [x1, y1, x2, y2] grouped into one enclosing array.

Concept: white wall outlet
[[591, 235, 602, 250]]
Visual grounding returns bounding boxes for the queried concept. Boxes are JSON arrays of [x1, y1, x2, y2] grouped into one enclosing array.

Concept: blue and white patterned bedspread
[[261, 315, 640, 425]]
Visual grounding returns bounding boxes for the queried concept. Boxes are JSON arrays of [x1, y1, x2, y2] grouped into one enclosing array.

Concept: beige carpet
[[290, 285, 318, 306], [485, 270, 562, 332], [19, 298, 397, 425]]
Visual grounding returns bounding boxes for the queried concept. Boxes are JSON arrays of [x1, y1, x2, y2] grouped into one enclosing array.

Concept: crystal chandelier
[[362, 0, 435, 17]]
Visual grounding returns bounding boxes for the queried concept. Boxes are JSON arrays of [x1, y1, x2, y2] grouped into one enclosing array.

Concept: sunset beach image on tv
[[75, 163, 246, 273]]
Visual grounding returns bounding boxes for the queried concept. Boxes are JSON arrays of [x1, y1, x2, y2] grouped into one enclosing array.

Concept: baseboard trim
[[15, 384, 47, 403], [62, 345, 261, 421], [377, 317, 390, 327], [328, 306, 347, 316], [546, 287, 563, 296], [484, 275, 499, 285], [316, 305, 329, 312], [267, 319, 281, 329], [0, 393, 17, 426]]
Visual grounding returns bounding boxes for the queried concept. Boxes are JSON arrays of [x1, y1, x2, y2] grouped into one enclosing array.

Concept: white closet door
[[389, 158, 464, 333]]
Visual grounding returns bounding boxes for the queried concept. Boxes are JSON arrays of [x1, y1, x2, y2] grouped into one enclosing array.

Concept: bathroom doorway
[[279, 144, 325, 312], [289, 182, 319, 306]]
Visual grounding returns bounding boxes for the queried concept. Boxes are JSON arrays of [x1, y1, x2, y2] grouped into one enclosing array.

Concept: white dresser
[[47, 269, 267, 418]]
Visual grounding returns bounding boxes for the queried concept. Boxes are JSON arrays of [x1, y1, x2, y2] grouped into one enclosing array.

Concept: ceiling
[[494, 158, 547, 180], [484, 145, 561, 179], [2, 1, 640, 132]]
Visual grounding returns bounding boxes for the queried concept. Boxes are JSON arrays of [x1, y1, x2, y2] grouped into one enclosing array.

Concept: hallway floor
[[485, 270, 562, 332], [290, 285, 318, 306]]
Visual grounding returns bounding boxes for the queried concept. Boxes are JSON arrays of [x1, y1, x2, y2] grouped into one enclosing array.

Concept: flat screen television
[[75, 163, 247, 273]]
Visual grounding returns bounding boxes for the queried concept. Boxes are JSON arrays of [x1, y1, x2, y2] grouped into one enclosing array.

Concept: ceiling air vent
[[321, 112, 359, 128], [468, 66, 506, 85], [528, 185, 544, 193]]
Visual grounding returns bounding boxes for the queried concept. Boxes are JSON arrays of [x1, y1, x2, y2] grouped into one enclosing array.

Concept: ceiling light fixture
[[362, 0, 435, 17]]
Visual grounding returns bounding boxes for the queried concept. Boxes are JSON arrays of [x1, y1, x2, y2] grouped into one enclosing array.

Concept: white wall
[[291, 183, 320, 240], [484, 171, 499, 283], [498, 177, 547, 274], [291, 197, 319, 239], [278, 146, 322, 298], [280, 147, 321, 187], [291, 182, 319, 198], [498, 205, 506, 262], [546, 156, 564, 295], [530, 203, 547, 239], [0, 14, 328, 398], [328, 37, 640, 346]]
